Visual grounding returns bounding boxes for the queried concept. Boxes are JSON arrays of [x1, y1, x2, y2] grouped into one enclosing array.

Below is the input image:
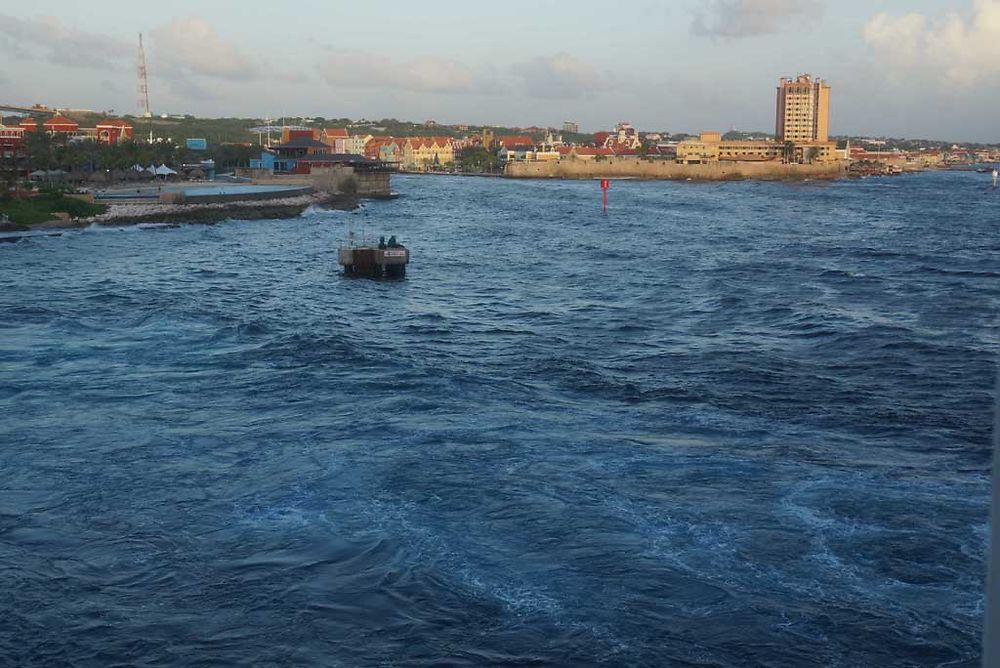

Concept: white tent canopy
[[155, 164, 177, 176]]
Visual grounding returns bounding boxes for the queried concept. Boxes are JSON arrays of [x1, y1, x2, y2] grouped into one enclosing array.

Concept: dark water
[[1, 172, 996, 666]]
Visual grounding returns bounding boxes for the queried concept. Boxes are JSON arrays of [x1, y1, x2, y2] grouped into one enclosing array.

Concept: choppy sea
[[1, 171, 997, 666]]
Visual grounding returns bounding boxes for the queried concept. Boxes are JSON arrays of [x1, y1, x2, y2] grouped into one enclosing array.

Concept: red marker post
[[600, 178, 609, 212]]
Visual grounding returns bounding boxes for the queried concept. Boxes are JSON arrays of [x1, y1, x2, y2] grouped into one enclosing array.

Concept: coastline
[[0, 192, 358, 233], [504, 159, 848, 181]]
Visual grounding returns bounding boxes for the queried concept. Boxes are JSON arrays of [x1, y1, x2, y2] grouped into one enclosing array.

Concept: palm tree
[[783, 141, 795, 164]]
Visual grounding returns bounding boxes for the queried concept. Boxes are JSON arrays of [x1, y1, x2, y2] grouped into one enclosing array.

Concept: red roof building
[[96, 119, 133, 145], [364, 137, 391, 160], [43, 115, 80, 135], [0, 125, 25, 153], [496, 135, 535, 148], [320, 127, 348, 152], [19, 117, 38, 133]]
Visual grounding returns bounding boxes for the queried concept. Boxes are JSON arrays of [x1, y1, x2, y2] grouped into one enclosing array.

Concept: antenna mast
[[137, 33, 151, 119]]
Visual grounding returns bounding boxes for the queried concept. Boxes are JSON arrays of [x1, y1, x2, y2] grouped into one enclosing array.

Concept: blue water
[[1, 172, 996, 666]]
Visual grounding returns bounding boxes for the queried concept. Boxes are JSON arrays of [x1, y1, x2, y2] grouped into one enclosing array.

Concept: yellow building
[[792, 142, 838, 163], [677, 132, 839, 164], [776, 74, 830, 143], [676, 132, 782, 164], [401, 137, 455, 170], [346, 134, 373, 155]]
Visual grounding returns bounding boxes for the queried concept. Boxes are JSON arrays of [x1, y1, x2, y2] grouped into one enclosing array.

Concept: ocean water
[[0, 172, 996, 667]]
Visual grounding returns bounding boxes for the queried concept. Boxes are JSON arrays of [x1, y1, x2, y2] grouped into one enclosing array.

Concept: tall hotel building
[[775, 74, 830, 143]]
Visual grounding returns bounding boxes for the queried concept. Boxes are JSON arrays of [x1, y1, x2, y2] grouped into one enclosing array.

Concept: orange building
[[43, 114, 80, 136], [96, 120, 133, 144], [320, 128, 348, 153], [0, 125, 25, 156]]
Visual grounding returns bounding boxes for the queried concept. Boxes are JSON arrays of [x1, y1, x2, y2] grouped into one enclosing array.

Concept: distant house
[[23, 113, 85, 142], [345, 134, 374, 155], [95, 120, 133, 145], [280, 127, 316, 143], [364, 137, 403, 165], [320, 128, 348, 153], [496, 135, 534, 150], [497, 137, 537, 163], [595, 123, 641, 152], [264, 136, 333, 173], [248, 149, 390, 176], [378, 140, 403, 165], [0, 124, 25, 158]]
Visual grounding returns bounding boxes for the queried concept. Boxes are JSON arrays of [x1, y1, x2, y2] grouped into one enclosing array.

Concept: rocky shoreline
[[0, 192, 359, 233]]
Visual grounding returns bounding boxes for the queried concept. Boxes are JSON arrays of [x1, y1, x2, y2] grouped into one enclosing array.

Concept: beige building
[[345, 134, 374, 155], [676, 132, 782, 164], [776, 74, 830, 143]]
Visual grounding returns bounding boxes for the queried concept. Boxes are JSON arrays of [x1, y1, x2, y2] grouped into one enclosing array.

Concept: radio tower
[[137, 33, 151, 119]]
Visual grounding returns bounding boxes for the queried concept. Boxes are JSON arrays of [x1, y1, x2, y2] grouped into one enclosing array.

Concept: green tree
[[783, 141, 796, 164], [457, 146, 498, 173], [23, 131, 54, 172]]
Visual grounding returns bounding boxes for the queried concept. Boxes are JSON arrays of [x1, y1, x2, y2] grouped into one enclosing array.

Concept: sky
[[0, 0, 997, 142]]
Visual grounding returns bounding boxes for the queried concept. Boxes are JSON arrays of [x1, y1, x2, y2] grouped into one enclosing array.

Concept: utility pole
[[137, 33, 153, 142]]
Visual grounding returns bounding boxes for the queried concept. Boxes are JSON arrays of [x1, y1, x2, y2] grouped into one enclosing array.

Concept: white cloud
[[863, 0, 1000, 86], [319, 51, 479, 93], [510, 53, 601, 98], [0, 14, 131, 68], [692, 0, 821, 38], [150, 17, 261, 81]]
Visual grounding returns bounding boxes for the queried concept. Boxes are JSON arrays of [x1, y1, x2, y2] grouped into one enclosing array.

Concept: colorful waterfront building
[[364, 137, 402, 165], [320, 128, 348, 153], [345, 134, 373, 155], [401, 137, 454, 170], [378, 140, 403, 166]]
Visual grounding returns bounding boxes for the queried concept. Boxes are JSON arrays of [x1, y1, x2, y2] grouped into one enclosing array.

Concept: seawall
[[239, 166, 392, 197], [505, 159, 847, 181]]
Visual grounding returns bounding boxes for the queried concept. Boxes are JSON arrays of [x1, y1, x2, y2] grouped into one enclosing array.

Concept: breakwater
[[19, 192, 354, 231], [506, 158, 847, 180]]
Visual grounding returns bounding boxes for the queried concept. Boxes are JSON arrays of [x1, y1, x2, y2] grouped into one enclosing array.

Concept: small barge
[[338, 236, 409, 279]]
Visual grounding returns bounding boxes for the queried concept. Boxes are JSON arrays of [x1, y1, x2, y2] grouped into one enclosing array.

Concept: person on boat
[[378, 236, 386, 249]]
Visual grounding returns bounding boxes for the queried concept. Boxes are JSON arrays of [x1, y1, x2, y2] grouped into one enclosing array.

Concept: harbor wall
[[239, 166, 392, 197], [159, 187, 313, 205], [505, 159, 847, 181]]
